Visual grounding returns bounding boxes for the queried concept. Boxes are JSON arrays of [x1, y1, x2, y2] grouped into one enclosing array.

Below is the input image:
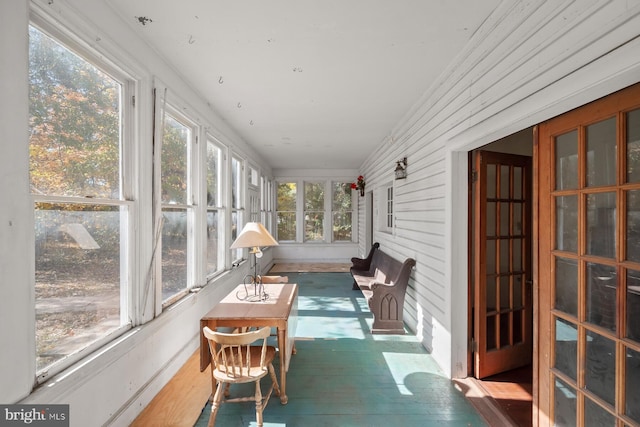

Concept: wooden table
[[200, 283, 298, 404]]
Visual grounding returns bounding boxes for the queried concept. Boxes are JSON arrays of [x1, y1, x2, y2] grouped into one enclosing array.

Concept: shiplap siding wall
[[357, 0, 640, 377]]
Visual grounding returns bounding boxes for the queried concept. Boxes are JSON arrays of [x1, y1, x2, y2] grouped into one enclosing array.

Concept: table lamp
[[230, 222, 279, 300]]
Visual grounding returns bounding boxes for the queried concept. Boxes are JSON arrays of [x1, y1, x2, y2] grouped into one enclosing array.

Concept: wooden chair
[[202, 326, 280, 427]]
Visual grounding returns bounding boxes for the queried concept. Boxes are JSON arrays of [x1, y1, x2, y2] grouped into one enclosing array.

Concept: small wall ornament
[[351, 175, 366, 196]]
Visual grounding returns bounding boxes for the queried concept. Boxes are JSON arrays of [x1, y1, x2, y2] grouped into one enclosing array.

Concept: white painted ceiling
[[107, 0, 500, 169]]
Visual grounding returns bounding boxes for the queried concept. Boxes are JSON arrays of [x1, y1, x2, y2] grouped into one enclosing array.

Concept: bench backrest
[[371, 250, 415, 286]]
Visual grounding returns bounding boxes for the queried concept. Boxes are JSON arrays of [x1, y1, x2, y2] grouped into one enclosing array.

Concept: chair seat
[[213, 346, 277, 383]]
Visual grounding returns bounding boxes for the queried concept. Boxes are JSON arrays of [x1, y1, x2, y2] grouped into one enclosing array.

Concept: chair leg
[[268, 363, 281, 397], [208, 380, 225, 427], [254, 380, 264, 427]]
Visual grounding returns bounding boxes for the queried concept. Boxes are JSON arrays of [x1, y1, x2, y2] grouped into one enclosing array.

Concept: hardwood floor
[[474, 365, 533, 427], [130, 350, 210, 427]]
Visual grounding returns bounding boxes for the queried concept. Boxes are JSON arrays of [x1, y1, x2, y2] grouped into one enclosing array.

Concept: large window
[[277, 180, 355, 242], [29, 25, 131, 374], [161, 111, 196, 304], [277, 182, 297, 241], [304, 182, 325, 241], [206, 138, 225, 277]]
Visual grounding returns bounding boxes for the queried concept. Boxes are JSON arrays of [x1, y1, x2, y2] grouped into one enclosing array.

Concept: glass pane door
[[538, 83, 640, 426]]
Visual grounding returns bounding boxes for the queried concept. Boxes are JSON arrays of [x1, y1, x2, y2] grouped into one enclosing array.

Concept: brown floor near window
[[475, 365, 533, 426]]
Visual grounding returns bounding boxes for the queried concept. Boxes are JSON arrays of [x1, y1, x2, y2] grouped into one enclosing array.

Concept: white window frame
[[204, 135, 227, 280], [29, 18, 135, 382], [379, 183, 394, 234], [158, 105, 199, 307]]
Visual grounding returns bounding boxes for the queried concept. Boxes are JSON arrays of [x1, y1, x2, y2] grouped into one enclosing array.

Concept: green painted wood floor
[[194, 272, 487, 427]]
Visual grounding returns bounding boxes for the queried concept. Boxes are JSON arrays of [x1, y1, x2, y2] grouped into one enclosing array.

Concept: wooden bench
[[350, 243, 415, 334]]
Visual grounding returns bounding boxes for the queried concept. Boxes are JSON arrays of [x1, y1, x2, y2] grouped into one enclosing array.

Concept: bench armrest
[[370, 281, 391, 291]]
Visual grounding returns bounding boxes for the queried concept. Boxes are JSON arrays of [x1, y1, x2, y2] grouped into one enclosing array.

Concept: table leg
[[277, 327, 288, 404]]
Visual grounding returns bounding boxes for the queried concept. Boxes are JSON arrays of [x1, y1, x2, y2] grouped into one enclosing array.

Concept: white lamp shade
[[229, 222, 279, 249]]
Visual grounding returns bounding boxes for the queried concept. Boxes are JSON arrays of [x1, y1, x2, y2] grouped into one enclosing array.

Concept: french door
[[537, 83, 640, 426], [473, 150, 533, 379]]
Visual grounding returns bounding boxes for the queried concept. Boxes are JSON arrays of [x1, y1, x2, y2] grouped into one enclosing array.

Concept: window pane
[[332, 182, 352, 242], [332, 182, 352, 211], [487, 202, 496, 237], [486, 315, 496, 351], [584, 397, 616, 427], [206, 142, 222, 207], [626, 346, 640, 423], [513, 238, 522, 271], [586, 117, 616, 187], [554, 377, 576, 427], [231, 157, 242, 209], [249, 166, 259, 187], [303, 182, 324, 240], [486, 239, 496, 275], [277, 183, 296, 241], [277, 212, 296, 241], [206, 210, 220, 275], [555, 257, 578, 316], [487, 164, 496, 199], [627, 189, 640, 262], [162, 115, 189, 205], [486, 277, 497, 312], [585, 263, 617, 332], [499, 312, 509, 347], [500, 165, 510, 199], [333, 211, 352, 241], [556, 195, 578, 253], [626, 108, 640, 183], [304, 212, 324, 241], [304, 182, 324, 211], [554, 317, 577, 381], [514, 203, 523, 235], [555, 130, 579, 190], [627, 270, 640, 342], [500, 202, 510, 236], [500, 275, 510, 310], [161, 208, 188, 301], [29, 27, 122, 200], [231, 210, 242, 261], [277, 182, 296, 211], [584, 330, 615, 407], [586, 192, 616, 258], [514, 167, 523, 199], [35, 203, 124, 371]]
